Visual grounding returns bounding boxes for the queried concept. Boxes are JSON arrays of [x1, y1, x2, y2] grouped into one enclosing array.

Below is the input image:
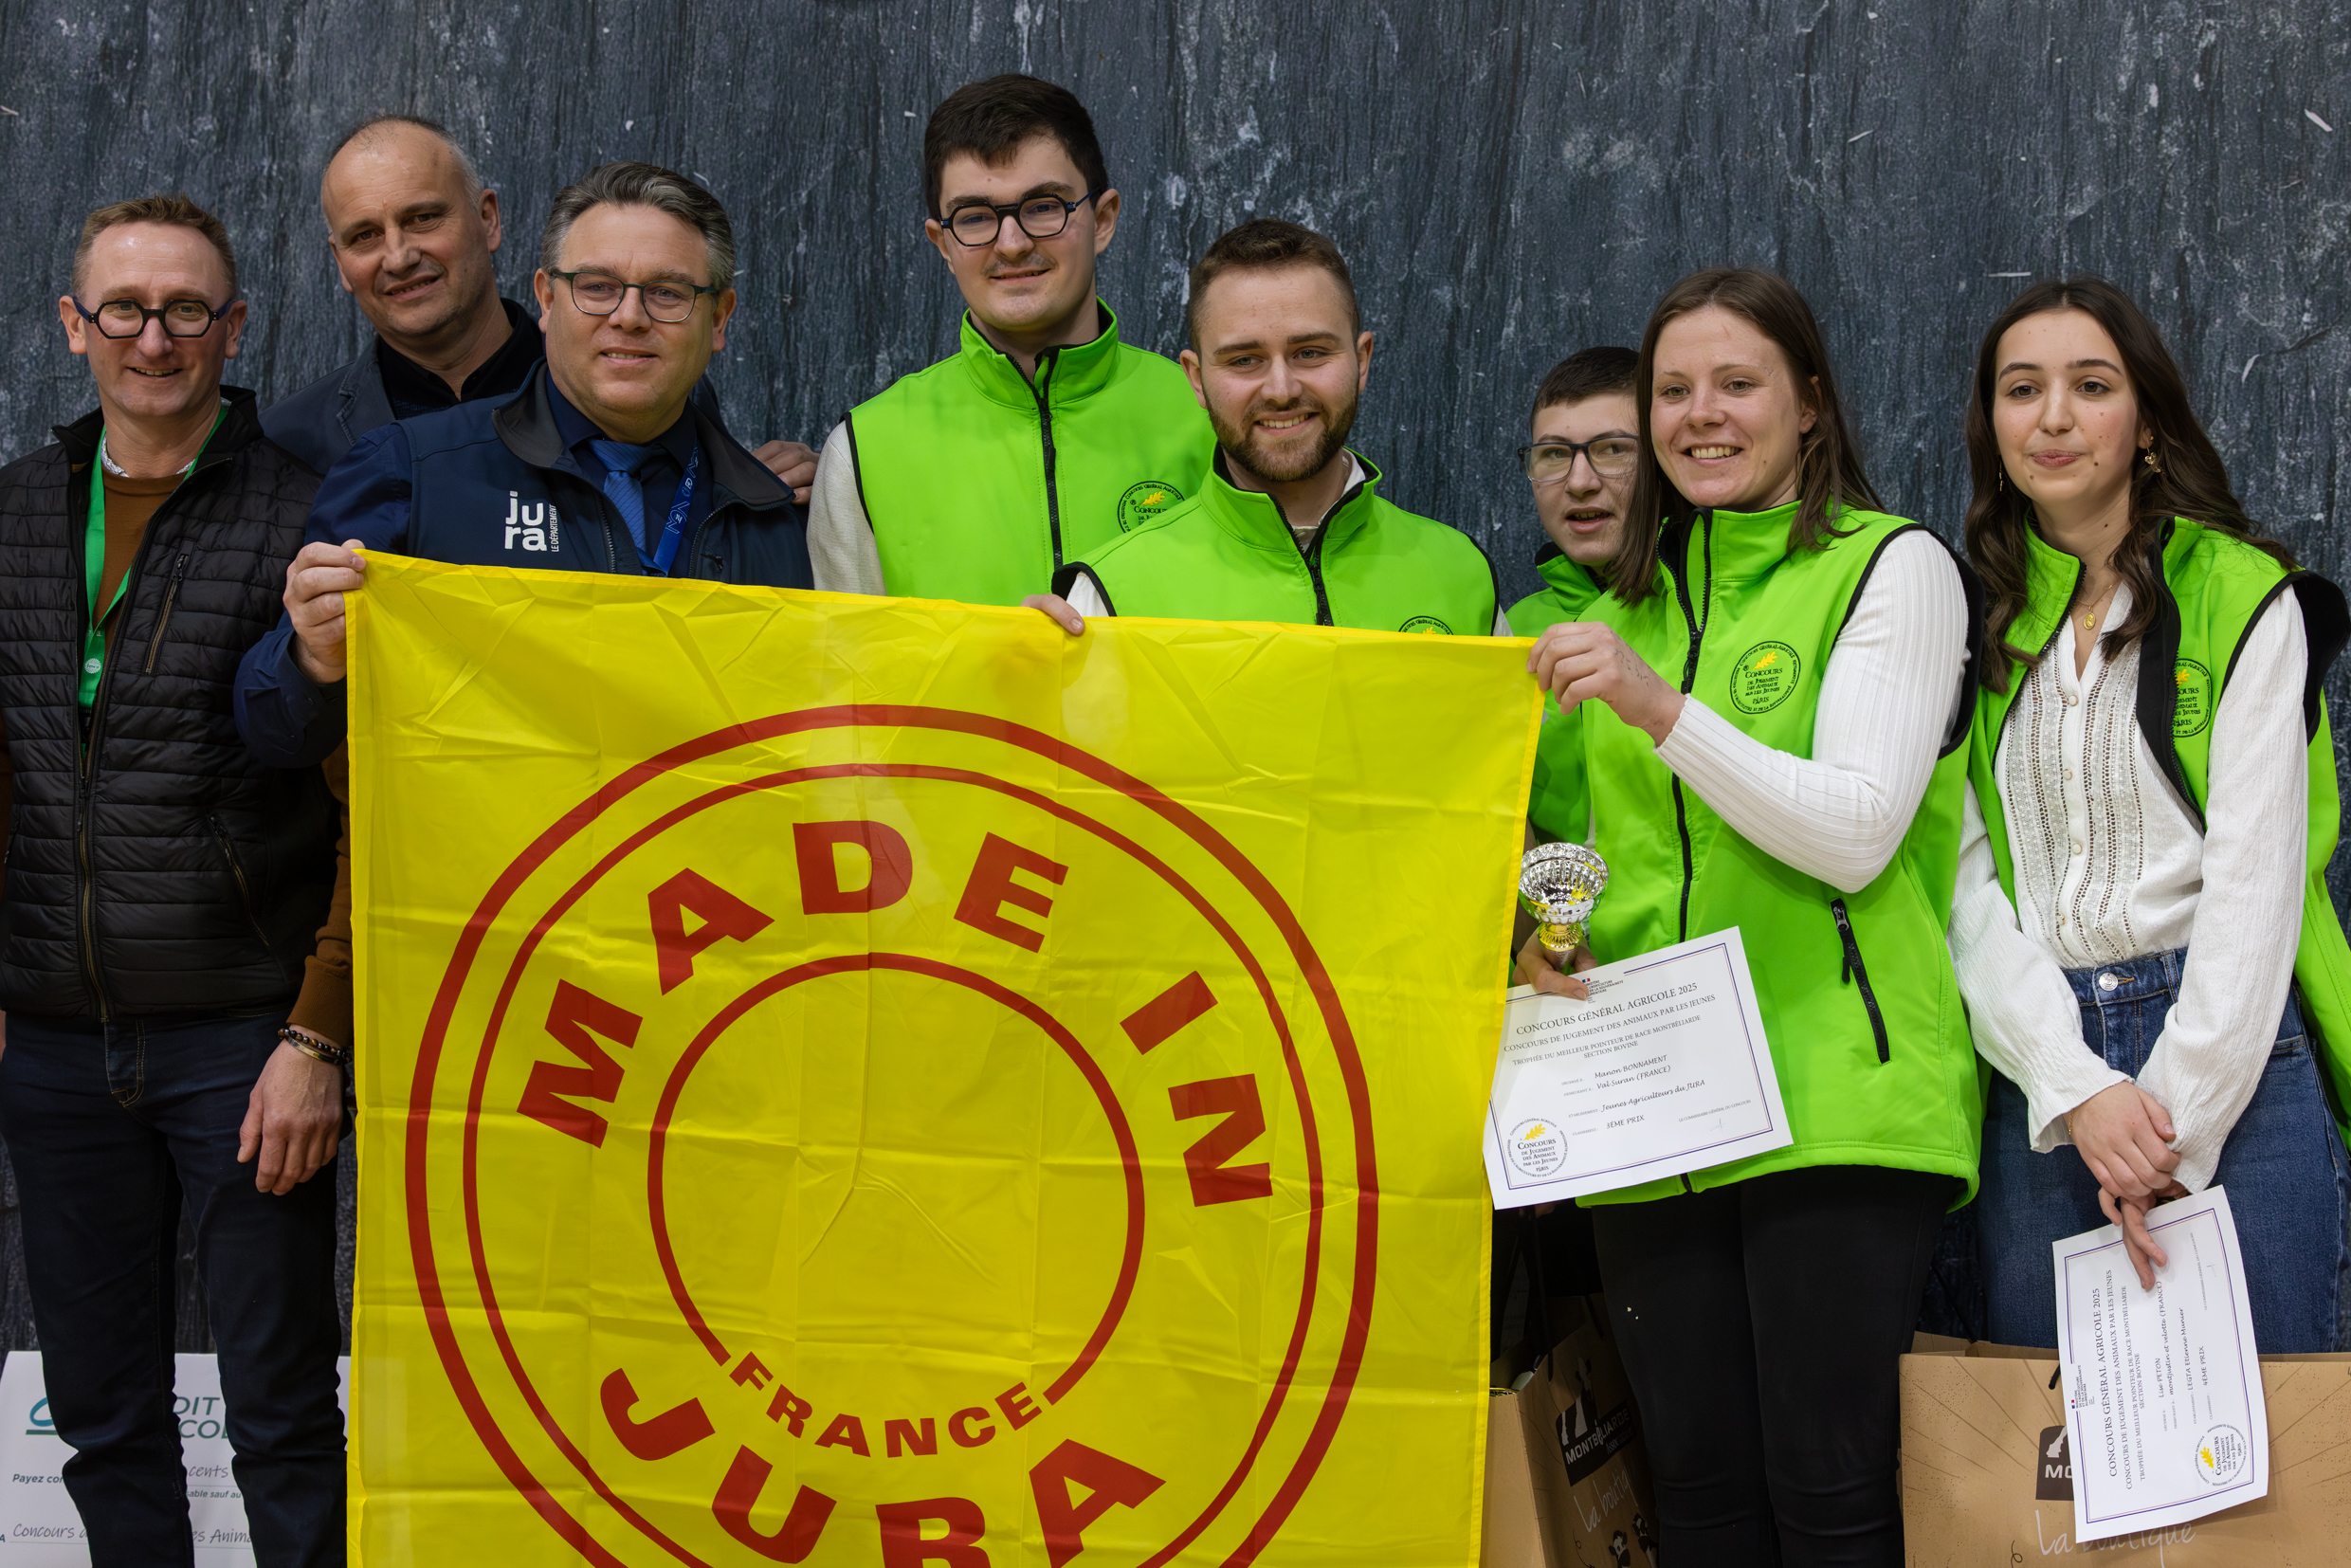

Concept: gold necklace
[[2078, 584, 2119, 633]]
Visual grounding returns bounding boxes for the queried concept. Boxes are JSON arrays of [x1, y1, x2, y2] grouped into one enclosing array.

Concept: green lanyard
[[80, 411, 221, 710]]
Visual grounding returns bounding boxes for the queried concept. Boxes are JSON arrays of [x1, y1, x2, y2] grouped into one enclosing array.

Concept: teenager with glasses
[[0, 192, 347, 1565], [1511, 347, 1641, 850], [233, 162, 811, 775], [806, 73, 1212, 604]]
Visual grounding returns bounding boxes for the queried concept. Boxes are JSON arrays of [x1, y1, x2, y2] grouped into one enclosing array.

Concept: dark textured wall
[[0, 0, 2342, 1351]]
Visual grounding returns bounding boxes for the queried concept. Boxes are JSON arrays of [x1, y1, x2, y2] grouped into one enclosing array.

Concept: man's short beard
[[1212, 387, 1359, 487]]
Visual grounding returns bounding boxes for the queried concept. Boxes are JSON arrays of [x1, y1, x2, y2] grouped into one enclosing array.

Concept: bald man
[[264, 114, 813, 493]]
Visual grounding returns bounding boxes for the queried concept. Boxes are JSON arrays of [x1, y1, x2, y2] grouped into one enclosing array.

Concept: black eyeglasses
[[548, 269, 720, 323], [71, 296, 237, 339], [940, 189, 1104, 247], [1520, 436, 1642, 484]]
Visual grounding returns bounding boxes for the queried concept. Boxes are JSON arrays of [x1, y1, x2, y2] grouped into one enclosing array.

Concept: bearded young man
[[1031, 219, 1500, 634], [807, 73, 1211, 603]]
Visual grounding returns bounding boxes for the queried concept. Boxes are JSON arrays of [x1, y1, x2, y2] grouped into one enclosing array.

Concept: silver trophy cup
[[1519, 842, 1609, 969]]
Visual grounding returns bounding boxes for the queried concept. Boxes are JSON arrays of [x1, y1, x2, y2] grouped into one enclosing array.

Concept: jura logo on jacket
[[501, 492, 563, 554]]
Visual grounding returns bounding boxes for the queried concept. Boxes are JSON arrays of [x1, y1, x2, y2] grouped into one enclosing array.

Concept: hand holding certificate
[[1485, 925, 1792, 1205], [2053, 1187, 2269, 1543]]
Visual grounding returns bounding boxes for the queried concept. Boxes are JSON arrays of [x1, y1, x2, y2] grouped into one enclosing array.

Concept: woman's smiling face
[[1649, 304, 1817, 513]]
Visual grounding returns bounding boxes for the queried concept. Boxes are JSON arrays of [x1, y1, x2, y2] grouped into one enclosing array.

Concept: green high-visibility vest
[[1508, 546, 1608, 844], [1055, 451, 1499, 633], [845, 303, 1212, 606], [1582, 502, 1985, 1205], [1968, 518, 2351, 1150]]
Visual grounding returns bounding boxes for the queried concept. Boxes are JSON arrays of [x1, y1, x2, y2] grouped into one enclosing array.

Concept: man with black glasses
[[0, 194, 346, 1565], [806, 73, 1210, 603], [236, 162, 812, 772]]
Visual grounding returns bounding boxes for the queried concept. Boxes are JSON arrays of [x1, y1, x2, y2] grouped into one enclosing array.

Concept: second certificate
[[1485, 926, 1792, 1206]]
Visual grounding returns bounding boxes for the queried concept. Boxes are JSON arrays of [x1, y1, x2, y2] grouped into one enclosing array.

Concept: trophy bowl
[[1519, 842, 1608, 968]]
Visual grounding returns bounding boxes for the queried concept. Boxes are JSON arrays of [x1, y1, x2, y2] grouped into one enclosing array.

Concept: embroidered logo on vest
[[1728, 641, 1801, 714], [2172, 659, 2214, 738], [1117, 480, 1185, 533], [1397, 616, 1451, 636]]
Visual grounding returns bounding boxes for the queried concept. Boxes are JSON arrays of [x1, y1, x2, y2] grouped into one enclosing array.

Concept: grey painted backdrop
[[0, 0, 2342, 1351]]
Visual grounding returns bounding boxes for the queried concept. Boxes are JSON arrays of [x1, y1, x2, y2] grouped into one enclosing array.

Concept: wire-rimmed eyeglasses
[[548, 269, 721, 323], [1520, 436, 1641, 484]]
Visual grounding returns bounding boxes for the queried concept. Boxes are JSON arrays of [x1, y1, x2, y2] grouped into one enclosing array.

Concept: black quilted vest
[[0, 389, 336, 1018]]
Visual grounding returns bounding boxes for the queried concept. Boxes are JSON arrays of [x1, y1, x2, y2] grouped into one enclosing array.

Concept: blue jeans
[[1978, 947, 2351, 1353], [0, 1009, 344, 1567]]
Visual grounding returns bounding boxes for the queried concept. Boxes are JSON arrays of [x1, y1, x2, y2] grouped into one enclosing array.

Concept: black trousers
[[1590, 1164, 1953, 1568], [0, 1008, 345, 1568]]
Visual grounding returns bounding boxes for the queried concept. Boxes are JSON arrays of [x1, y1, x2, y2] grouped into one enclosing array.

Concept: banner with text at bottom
[[348, 555, 1539, 1567]]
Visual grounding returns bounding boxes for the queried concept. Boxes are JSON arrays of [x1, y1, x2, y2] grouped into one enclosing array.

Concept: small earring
[[2142, 446, 2162, 475], [1996, 467, 2006, 493]]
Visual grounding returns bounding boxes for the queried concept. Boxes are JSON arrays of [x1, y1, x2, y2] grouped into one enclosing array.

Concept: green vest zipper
[[1581, 501, 1985, 1206], [1059, 452, 1499, 634], [847, 303, 1212, 607]]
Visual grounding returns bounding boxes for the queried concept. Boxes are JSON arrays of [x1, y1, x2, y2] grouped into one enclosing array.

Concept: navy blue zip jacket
[[234, 363, 811, 769]]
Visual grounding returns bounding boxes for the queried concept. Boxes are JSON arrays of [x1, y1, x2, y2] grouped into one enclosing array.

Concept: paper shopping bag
[[1900, 1338, 2351, 1563]]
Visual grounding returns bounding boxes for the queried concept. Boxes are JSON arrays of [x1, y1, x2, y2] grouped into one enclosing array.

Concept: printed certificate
[[1484, 927, 1790, 1206], [2055, 1187, 2269, 1542]]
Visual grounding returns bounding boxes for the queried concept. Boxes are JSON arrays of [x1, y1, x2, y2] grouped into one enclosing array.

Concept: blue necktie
[[591, 439, 660, 556]]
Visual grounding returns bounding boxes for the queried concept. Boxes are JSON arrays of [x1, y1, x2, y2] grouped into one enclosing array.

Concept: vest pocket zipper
[[208, 813, 272, 948], [142, 552, 193, 673], [1830, 898, 1890, 1063]]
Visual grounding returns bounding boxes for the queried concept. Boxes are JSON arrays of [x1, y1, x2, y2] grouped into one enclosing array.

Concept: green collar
[[1533, 545, 1607, 601], [956, 299, 1127, 410], [2010, 523, 2090, 659], [1693, 499, 1806, 583], [2008, 516, 2202, 655], [1197, 449, 1382, 556]]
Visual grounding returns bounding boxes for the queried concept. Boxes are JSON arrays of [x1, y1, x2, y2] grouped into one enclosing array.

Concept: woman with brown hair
[[1950, 275, 2351, 1353], [1521, 268, 1980, 1565]]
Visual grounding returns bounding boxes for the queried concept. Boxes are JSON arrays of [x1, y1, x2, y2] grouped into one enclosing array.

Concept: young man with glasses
[[266, 115, 817, 495], [0, 194, 347, 1565], [235, 162, 811, 772], [1509, 346, 1639, 846], [806, 73, 1211, 603]]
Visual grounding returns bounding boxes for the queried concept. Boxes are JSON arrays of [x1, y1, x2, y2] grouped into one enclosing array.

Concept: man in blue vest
[[234, 162, 812, 771]]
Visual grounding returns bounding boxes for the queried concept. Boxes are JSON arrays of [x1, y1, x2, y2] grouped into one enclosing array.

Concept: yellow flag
[[350, 555, 1539, 1567]]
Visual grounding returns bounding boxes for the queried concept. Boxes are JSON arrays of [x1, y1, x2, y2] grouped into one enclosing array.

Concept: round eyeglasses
[[71, 297, 236, 339], [1521, 436, 1641, 484], [548, 269, 720, 324], [940, 189, 1104, 247]]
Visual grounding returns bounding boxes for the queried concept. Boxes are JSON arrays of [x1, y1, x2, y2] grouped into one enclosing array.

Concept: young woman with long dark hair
[[1950, 276, 2351, 1353], [1519, 268, 1982, 1566]]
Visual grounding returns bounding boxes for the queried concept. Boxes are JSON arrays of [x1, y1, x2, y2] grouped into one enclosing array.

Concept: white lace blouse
[[1946, 583, 2309, 1190]]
